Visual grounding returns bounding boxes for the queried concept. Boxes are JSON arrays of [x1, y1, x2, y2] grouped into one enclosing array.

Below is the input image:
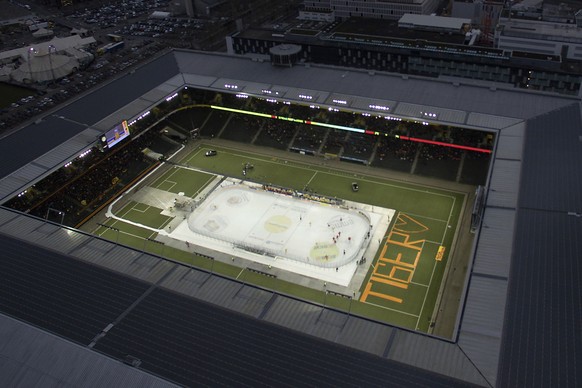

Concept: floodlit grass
[[94, 142, 467, 333], [151, 166, 216, 197], [110, 201, 172, 229]]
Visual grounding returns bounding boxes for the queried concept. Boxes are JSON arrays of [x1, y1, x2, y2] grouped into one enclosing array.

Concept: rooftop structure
[[229, 17, 582, 94], [496, 16, 582, 60], [398, 14, 472, 33], [303, 0, 440, 20], [0, 50, 580, 387]]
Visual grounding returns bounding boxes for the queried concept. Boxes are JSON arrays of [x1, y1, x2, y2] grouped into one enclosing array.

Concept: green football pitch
[[93, 143, 467, 333]]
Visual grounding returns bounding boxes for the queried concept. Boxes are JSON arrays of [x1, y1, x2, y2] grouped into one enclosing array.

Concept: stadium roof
[[0, 49, 580, 387]]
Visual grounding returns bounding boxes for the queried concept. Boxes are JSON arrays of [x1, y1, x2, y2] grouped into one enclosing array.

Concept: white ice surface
[[168, 180, 394, 287]]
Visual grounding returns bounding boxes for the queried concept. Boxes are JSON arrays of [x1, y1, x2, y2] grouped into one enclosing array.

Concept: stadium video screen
[[102, 120, 130, 148]]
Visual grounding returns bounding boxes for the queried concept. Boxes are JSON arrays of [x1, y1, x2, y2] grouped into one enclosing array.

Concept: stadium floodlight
[[136, 111, 150, 121], [261, 89, 280, 95], [165, 92, 178, 102], [421, 111, 438, 119], [369, 104, 389, 111]]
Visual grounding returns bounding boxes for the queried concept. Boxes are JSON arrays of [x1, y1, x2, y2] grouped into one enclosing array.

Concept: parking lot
[[0, 0, 298, 135]]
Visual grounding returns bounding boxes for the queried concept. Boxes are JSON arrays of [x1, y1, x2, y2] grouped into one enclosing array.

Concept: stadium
[[0, 49, 580, 387]]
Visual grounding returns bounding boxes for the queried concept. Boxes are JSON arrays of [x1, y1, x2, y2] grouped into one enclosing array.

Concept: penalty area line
[[130, 204, 150, 213], [153, 166, 181, 187]]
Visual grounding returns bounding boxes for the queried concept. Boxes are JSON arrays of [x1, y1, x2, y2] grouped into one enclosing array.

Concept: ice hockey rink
[[167, 180, 394, 287]]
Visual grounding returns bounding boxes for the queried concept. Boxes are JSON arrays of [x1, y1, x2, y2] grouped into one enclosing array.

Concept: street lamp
[[27, 47, 37, 83], [47, 44, 57, 84]]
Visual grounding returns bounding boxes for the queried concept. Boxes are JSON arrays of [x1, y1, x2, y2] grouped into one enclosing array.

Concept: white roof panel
[[496, 132, 524, 161], [467, 112, 522, 129], [282, 86, 328, 104], [0, 174, 32, 201], [461, 276, 507, 338], [458, 276, 508, 386], [488, 159, 521, 209], [387, 330, 488, 386], [182, 73, 218, 88], [0, 314, 179, 388], [350, 95, 398, 113], [239, 81, 274, 95], [394, 102, 466, 124], [473, 207, 516, 278]]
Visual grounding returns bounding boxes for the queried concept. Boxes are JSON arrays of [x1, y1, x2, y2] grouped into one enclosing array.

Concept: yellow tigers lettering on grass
[[360, 213, 428, 305]]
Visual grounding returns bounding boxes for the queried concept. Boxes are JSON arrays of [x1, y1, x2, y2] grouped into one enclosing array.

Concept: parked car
[[205, 150, 217, 157]]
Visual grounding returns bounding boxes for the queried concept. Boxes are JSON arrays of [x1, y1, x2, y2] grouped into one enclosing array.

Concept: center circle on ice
[[264, 215, 292, 233], [227, 195, 243, 205], [310, 242, 339, 262]]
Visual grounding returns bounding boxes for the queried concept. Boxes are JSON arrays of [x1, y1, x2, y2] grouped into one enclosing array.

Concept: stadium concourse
[[0, 49, 580, 388]]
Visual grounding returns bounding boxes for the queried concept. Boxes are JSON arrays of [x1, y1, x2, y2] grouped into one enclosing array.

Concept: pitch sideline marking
[[402, 212, 449, 224], [441, 196, 456, 244], [410, 281, 429, 287], [192, 174, 218, 199], [305, 171, 318, 187], [182, 146, 205, 164], [362, 300, 420, 318], [191, 146, 460, 202], [152, 166, 182, 189], [415, 257, 439, 330]]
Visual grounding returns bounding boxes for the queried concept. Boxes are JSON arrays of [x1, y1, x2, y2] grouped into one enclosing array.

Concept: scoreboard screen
[[101, 120, 129, 149]]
